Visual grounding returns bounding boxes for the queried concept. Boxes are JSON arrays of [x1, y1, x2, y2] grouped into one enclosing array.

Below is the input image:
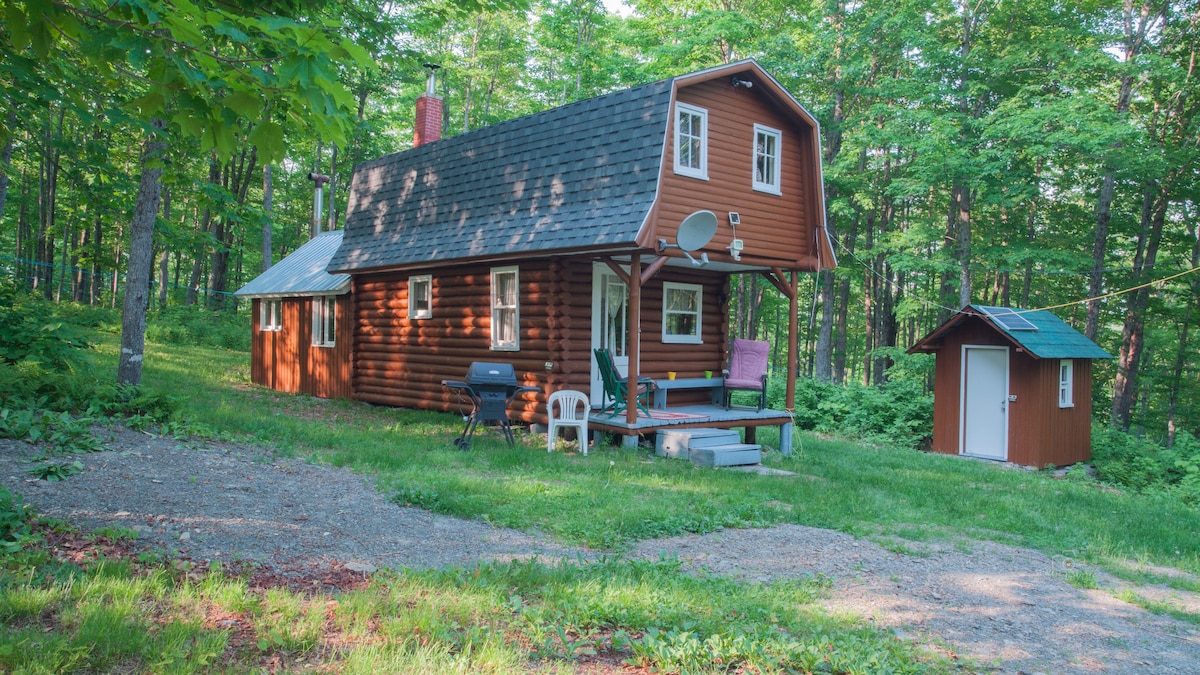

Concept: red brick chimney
[[414, 64, 442, 148]]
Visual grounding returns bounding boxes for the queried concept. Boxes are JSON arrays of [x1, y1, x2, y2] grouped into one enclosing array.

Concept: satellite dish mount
[[657, 210, 717, 266]]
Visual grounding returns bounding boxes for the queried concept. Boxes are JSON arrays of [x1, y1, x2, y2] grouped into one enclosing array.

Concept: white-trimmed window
[[753, 124, 782, 194], [674, 102, 708, 180], [491, 266, 519, 351], [409, 275, 432, 319], [662, 282, 702, 344], [260, 299, 282, 332], [312, 296, 336, 348], [1058, 360, 1074, 408]]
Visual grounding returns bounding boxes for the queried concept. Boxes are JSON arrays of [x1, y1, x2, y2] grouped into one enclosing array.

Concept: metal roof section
[[970, 305, 1112, 359], [234, 231, 351, 298], [328, 79, 675, 273]]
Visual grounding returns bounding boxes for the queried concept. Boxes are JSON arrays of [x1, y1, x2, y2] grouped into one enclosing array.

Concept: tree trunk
[[262, 164, 273, 272], [0, 112, 14, 224], [326, 144, 337, 231], [158, 186, 171, 308], [1166, 222, 1199, 447], [117, 120, 167, 387]]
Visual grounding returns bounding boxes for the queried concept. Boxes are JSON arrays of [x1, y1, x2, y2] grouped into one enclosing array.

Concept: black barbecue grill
[[442, 362, 538, 450]]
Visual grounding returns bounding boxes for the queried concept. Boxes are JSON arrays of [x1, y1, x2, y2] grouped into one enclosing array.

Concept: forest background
[[0, 0, 1196, 447]]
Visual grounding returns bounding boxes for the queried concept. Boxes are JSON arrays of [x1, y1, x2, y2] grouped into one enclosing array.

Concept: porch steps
[[655, 428, 762, 467]]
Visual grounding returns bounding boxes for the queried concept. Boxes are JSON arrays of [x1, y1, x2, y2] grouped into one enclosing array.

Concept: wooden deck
[[588, 404, 795, 454]]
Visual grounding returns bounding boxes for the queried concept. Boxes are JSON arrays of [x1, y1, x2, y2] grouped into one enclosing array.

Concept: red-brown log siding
[[652, 79, 823, 269], [929, 316, 1092, 467], [249, 296, 352, 399], [350, 258, 730, 424]]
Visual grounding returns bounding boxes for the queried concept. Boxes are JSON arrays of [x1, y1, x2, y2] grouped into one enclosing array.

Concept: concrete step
[[655, 428, 737, 459], [690, 443, 762, 467]]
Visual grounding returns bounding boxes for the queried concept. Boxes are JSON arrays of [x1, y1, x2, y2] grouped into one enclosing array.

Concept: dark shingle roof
[[971, 305, 1112, 359], [235, 231, 350, 298], [327, 78, 674, 273]]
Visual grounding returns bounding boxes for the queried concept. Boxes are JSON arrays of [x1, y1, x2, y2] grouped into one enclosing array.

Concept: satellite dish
[[676, 210, 718, 252]]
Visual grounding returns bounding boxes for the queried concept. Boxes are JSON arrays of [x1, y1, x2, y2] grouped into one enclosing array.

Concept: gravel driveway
[[3, 428, 1199, 674]]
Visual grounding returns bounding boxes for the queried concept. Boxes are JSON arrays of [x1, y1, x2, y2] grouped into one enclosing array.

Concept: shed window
[[662, 282, 702, 344], [752, 124, 782, 194], [1058, 360, 1074, 408], [674, 103, 708, 180], [260, 299, 282, 332], [409, 275, 432, 319], [491, 266, 519, 351], [312, 296, 336, 348]]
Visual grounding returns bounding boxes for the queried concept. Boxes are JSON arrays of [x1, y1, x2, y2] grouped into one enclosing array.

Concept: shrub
[[0, 287, 92, 370], [0, 487, 34, 553], [778, 376, 933, 450], [1092, 427, 1200, 505], [147, 304, 250, 351]]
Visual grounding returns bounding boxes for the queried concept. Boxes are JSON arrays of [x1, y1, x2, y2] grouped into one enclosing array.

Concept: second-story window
[[674, 102, 708, 180], [753, 124, 782, 194]]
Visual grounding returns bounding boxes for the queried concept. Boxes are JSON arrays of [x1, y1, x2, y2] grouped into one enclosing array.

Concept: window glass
[[1058, 360, 1073, 408], [491, 267, 519, 350], [662, 282, 702, 344], [674, 103, 708, 179], [753, 124, 782, 194], [312, 296, 336, 347], [260, 299, 282, 331], [409, 275, 432, 319]]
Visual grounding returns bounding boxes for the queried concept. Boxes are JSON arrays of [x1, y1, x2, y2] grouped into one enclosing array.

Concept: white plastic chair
[[547, 390, 590, 455]]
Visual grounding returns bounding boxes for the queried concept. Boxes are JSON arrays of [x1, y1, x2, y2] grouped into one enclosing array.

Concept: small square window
[[662, 282, 702, 344], [491, 266, 519, 351], [260, 299, 282, 332], [1058, 360, 1074, 408], [312, 296, 336, 348], [752, 124, 782, 194], [674, 103, 708, 180], [409, 275, 432, 319]]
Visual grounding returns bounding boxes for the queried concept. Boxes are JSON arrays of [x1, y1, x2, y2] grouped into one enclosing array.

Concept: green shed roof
[[970, 305, 1112, 360]]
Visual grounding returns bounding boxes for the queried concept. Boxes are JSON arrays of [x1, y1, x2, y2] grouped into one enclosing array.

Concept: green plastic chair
[[594, 348, 654, 417]]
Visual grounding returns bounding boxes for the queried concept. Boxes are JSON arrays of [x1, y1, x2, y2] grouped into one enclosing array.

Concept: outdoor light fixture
[[730, 76, 753, 89]]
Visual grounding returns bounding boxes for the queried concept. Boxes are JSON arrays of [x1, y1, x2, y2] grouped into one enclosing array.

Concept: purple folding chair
[[723, 338, 770, 411]]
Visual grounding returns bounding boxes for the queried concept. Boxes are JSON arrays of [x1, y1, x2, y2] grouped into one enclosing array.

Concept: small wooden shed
[[908, 305, 1111, 467], [234, 231, 353, 399]]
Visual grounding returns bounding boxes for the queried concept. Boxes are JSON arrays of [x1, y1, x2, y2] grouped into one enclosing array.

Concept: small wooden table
[[652, 377, 725, 409]]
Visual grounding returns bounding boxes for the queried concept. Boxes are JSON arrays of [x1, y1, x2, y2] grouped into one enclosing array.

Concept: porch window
[[752, 124, 782, 194], [409, 274, 432, 319], [674, 103, 708, 180], [312, 296, 336, 348], [1058, 360, 1073, 408], [491, 266, 519, 351], [662, 282, 702, 344], [260, 299, 282, 332]]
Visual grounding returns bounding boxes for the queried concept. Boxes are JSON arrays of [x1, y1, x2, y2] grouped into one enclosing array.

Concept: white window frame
[[408, 274, 432, 319], [662, 282, 703, 344], [1058, 360, 1074, 408], [752, 124, 782, 195], [490, 266, 520, 351], [260, 299, 282, 332], [674, 102, 708, 180], [312, 295, 337, 348]]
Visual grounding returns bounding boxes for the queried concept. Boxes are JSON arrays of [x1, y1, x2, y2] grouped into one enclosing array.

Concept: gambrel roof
[[235, 231, 350, 298], [327, 60, 832, 274]]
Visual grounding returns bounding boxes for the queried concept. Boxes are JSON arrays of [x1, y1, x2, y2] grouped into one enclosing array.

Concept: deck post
[[786, 270, 799, 411], [779, 422, 793, 455], [625, 252, 642, 427]]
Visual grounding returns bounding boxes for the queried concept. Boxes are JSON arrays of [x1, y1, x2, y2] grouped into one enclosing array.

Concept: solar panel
[[979, 306, 1038, 331]]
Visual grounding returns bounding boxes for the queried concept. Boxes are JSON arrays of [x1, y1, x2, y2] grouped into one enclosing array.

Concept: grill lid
[[464, 361, 519, 387]]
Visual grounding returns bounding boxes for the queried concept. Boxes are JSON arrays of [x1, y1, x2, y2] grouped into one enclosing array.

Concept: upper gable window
[[312, 296, 336, 348], [260, 299, 282, 332], [753, 124, 782, 194], [662, 282, 702, 344], [674, 102, 708, 180], [491, 266, 519, 351], [409, 275, 432, 319]]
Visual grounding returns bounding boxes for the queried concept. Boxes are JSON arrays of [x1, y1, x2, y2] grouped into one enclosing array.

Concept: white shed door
[[960, 346, 1009, 461]]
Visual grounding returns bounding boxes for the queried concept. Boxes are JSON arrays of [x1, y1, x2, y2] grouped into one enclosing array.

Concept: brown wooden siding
[[929, 315, 1093, 467], [349, 258, 734, 424], [653, 79, 819, 269], [248, 297, 352, 399]]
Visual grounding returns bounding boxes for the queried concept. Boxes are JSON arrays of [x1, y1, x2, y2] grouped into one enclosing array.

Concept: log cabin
[[244, 59, 835, 448], [908, 305, 1112, 467]]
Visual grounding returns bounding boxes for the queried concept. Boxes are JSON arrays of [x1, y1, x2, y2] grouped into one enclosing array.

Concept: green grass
[[104, 333, 1200, 574], [0, 537, 954, 673]]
